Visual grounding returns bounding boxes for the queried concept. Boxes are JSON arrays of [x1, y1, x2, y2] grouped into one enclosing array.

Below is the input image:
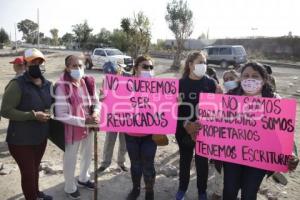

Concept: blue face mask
[[223, 80, 238, 92], [70, 69, 84, 80]]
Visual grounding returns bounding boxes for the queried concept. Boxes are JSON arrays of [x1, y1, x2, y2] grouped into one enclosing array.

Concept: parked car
[[85, 48, 134, 71], [203, 45, 247, 68]]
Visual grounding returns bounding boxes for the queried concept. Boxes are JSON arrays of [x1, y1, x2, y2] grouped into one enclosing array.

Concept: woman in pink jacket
[[55, 55, 99, 199]]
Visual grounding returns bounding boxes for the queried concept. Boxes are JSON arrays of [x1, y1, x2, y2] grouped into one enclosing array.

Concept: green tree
[[95, 28, 112, 46], [121, 18, 131, 34], [41, 36, 52, 45], [110, 29, 130, 52], [50, 28, 59, 45], [198, 32, 207, 40], [39, 32, 45, 39], [17, 19, 38, 44], [153, 39, 167, 50], [72, 20, 93, 49], [0, 28, 10, 44], [166, 0, 193, 70], [121, 12, 151, 58], [61, 33, 74, 44]]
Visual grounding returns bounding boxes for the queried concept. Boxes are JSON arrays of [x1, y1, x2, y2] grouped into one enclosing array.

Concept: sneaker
[[272, 172, 288, 185], [211, 192, 222, 200], [77, 180, 95, 191], [119, 165, 129, 172], [97, 166, 107, 173], [199, 192, 207, 200], [66, 189, 80, 200], [176, 190, 185, 200], [37, 191, 53, 200], [126, 187, 141, 200]]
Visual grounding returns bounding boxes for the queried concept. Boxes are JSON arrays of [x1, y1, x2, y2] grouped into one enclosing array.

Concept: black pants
[[223, 162, 266, 200], [176, 133, 208, 195]]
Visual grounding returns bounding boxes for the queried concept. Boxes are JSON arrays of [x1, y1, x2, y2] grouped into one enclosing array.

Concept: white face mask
[[140, 70, 154, 78], [70, 68, 84, 80], [223, 81, 238, 92], [241, 79, 263, 94], [193, 64, 207, 77]]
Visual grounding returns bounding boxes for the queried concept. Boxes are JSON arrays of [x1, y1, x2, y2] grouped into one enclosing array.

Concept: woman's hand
[[184, 121, 201, 141], [288, 155, 299, 171], [99, 80, 106, 101], [216, 85, 224, 94], [91, 112, 100, 124], [34, 111, 51, 123], [85, 114, 99, 127], [99, 88, 106, 101]]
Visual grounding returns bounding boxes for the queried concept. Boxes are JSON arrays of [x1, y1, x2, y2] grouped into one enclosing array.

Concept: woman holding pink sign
[[125, 55, 157, 200], [175, 51, 217, 200], [222, 62, 299, 200]]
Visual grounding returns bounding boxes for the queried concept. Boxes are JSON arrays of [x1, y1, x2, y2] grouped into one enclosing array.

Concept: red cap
[[9, 57, 24, 65]]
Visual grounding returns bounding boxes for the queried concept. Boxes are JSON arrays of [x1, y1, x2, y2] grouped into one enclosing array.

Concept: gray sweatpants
[[100, 132, 127, 167]]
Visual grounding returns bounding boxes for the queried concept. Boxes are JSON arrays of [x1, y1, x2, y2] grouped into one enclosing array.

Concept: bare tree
[[121, 12, 151, 58], [50, 28, 59, 46], [165, 0, 193, 70]]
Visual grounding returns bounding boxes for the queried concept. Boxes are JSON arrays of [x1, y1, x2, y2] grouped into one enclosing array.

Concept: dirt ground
[[0, 50, 299, 200]]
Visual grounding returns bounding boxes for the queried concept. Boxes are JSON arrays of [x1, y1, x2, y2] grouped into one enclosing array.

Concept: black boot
[[145, 190, 154, 200], [144, 177, 155, 200], [126, 175, 141, 200], [126, 187, 141, 200]]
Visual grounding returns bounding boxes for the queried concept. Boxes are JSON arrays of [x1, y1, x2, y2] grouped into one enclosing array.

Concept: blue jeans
[[125, 134, 157, 188], [223, 162, 266, 200]]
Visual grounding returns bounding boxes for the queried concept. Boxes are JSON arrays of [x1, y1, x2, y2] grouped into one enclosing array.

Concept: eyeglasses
[[141, 64, 154, 70]]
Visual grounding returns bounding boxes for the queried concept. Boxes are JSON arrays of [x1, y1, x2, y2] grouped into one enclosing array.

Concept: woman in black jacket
[[1, 48, 53, 200], [175, 51, 216, 200]]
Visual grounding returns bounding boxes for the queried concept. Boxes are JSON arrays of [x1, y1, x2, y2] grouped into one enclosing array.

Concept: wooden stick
[[94, 130, 98, 200]]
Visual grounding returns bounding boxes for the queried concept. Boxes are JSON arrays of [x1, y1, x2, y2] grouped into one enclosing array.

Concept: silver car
[[203, 45, 247, 68]]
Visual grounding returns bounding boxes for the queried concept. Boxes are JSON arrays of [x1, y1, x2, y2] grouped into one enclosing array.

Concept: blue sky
[[0, 0, 299, 43]]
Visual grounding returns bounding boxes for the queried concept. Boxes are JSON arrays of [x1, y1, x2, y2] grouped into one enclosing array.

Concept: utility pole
[[251, 27, 258, 39], [206, 28, 210, 40], [14, 23, 17, 52], [37, 8, 40, 49]]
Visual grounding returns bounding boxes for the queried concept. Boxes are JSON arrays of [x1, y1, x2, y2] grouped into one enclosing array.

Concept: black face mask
[[28, 64, 42, 78]]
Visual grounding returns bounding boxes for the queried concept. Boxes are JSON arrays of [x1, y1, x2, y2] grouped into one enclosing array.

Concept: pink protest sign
[[99, 74, 179, 135], [196, 93, 297, 172]]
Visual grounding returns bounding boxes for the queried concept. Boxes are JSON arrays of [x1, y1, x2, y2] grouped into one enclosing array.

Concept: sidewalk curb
[[257, 60, 300, 70]]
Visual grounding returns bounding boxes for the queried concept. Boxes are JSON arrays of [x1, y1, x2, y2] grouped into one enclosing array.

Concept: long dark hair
[[182, 51, 206, 78], [229, 62, 275, 97]]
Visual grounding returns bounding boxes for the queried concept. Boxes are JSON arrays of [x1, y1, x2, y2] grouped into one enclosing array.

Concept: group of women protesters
[[0, 48, 299, 200]]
